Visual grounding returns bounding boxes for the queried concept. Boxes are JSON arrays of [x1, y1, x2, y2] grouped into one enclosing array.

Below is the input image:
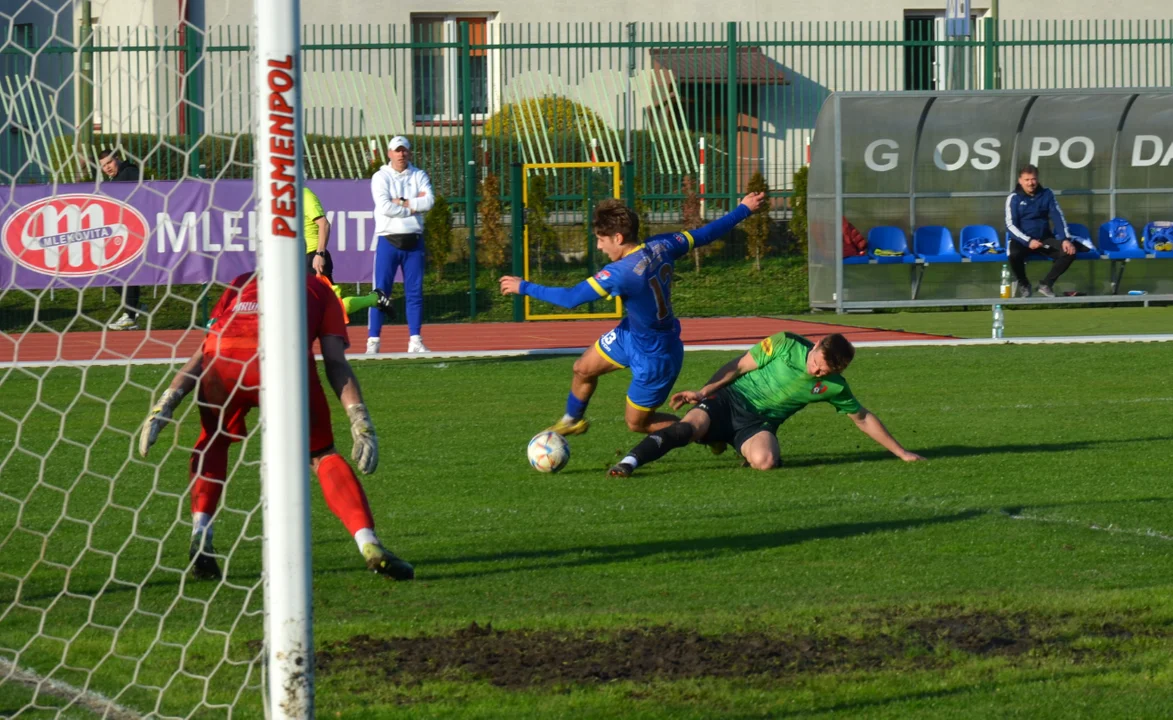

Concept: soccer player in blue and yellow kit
[[500, 191, 766, 437]]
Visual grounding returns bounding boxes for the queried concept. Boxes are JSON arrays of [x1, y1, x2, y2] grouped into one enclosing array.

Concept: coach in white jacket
[[368, 135, 435, 353]]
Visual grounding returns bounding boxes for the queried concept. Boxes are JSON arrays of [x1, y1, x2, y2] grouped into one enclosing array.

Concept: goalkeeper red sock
[[189, 438, 230, 516], [315, 453, 375, 535]]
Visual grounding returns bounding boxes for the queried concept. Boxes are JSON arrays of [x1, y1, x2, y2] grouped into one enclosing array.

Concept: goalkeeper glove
[[139, 388, 185, 457], [346, 403, 379, 474]]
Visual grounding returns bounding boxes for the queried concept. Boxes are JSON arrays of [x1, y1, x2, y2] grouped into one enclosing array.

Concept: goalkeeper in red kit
[[138, 272, 413, 582]]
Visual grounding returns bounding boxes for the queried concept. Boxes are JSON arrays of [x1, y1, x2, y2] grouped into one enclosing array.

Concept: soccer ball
[[527, 431, 570, 473]]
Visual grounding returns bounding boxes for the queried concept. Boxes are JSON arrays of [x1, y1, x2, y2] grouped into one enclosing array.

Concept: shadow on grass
[[764, 665, 1108, 719], [784, 435, 1169, 468], [3, 511, 983, 599], [413, 509, 985, 580]]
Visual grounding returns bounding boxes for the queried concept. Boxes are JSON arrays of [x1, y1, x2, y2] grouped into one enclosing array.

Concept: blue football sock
[[565, 392, 589, 420]]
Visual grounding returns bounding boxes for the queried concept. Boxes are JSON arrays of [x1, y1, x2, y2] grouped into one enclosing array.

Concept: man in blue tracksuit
[[368, 136, 434, 353], [1005, 164, 1083, 298]]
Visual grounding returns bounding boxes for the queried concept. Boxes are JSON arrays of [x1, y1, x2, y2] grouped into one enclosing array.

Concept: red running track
[[0, 318, 947, 364]]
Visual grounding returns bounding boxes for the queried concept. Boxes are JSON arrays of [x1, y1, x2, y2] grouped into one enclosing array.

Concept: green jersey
[[303, 187, 326, 253], [729, 332, 861, 424]]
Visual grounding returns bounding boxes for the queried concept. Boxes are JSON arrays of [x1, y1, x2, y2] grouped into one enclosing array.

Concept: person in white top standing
[[368, 136, 435, 353]]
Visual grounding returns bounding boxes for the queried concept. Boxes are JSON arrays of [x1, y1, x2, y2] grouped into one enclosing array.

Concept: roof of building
[[649, 47, 788, 85]]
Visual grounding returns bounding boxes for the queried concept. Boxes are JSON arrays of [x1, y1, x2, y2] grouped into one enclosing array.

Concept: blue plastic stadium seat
[[913, 226, 962, 263], [1065, 222, 1102, 259], [959, 225, 1005, 263], [866, 226, 914, 264], [1141, 221, 1173, 258], [1098, 220, 1146, 260]]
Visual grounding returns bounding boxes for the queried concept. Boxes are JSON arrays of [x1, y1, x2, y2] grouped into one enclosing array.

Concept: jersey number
[[649, 264, 673, 321]]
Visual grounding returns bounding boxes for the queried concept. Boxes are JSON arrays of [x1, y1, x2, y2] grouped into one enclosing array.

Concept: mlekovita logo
[[2, 194, 149, 277]]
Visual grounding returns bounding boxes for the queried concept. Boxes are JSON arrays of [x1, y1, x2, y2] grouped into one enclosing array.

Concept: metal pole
[[511, 162, 524, 322], [698, 136, 706, 220], [255, 0, 313, 715], [725, 21, 738, 209], [991, 0, 1002, 88], [625, 22, 635, 160], [833, 95, 844, 315], [184, 1, 204, 177], [461, 22, 478, 319], [585, 169, 595, 313], [78, 1, 94, 162], [623, 161, 635, 209], [983, 17, 996, 90]]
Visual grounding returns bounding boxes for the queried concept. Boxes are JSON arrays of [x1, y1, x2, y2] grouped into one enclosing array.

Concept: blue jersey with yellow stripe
[[588, 235, 689, 349], [519, 203, 752, 354]]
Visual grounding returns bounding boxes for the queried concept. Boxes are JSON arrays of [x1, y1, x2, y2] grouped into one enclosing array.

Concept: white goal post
[[255, 0, 314, 717], [0, 0, 314, 716]]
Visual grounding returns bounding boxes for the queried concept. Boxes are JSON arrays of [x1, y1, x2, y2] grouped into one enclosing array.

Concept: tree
[[526, 175, 559, 277], [483, 96, 609, 139], [424, 194, 454, 281], [789, 165, 809, 256], [680, 175, 722, 272], [632, 175, 651, 243], [743, 172, 772, 271], [478, 173, 507, 268]]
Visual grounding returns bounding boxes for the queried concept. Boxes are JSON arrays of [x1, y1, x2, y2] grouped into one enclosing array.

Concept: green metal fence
[[2, 19, 1171, 324]]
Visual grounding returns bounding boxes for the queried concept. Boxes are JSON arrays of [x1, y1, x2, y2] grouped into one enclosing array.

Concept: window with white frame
[[412, 14, 495, 122]]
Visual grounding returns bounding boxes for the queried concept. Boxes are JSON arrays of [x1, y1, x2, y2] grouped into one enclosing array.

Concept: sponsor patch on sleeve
[[760, 337, 774, 356]]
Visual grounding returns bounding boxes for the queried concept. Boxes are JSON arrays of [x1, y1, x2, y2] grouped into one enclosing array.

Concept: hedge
[[45, 130, 729, 208]]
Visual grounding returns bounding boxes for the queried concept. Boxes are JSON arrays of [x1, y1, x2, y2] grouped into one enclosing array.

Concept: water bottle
[[999, 264, 1012, 299], [992, 304, 1004, 339]]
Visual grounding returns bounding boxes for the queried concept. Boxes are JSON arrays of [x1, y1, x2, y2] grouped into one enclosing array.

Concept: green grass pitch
[[1, 342, 1171, 718]]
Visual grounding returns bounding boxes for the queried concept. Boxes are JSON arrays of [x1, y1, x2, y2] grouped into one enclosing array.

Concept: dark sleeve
[[1047, 191, 1068, 240], [114, 164, 141, 182], [1005, 193, 1030, 246]]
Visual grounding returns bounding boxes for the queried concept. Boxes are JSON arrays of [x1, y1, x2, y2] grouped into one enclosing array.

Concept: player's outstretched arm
[[671, 352, 759, 409], [847, 407, 924, 462], [498, 275, 605, 309], [139, 348, 203, 456], [320, 335, 379, 474], [686, 191, 767, 250]]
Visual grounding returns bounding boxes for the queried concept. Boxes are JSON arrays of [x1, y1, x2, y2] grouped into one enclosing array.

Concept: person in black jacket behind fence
[[99, 149, 144, 329], [1004, 164, 1090, 298]]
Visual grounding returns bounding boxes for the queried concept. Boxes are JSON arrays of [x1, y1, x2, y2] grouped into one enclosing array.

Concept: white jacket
[[371, 162, 435, 236]]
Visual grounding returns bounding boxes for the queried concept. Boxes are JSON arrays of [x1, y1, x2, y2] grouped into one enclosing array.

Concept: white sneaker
[[365, 337, 381, 355], [108, 313, 138, 331], [407, 335, 430, 353]]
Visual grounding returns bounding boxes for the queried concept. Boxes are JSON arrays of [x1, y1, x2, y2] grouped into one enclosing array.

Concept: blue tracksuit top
[[1005, 184, 1068, 247]]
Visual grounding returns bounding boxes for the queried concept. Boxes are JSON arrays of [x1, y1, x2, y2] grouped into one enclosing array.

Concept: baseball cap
[[388, 136, 411, 151]]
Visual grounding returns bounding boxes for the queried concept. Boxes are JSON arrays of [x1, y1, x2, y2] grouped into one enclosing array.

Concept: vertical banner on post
[[255, 0, 314, 717]]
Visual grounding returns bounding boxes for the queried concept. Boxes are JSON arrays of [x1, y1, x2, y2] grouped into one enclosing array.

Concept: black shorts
[[696, 388, 778, 451], [306, 250, 334, 283]]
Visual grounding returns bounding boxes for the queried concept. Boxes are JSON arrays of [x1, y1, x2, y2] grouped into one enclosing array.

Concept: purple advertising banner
[[0, 179, 395, 290]]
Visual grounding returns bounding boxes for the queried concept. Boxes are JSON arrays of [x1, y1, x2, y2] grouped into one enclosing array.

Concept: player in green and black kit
[[608, 332, 923, 476]]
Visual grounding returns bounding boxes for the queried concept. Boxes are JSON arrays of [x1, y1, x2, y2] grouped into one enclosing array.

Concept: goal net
[[522, 161, 624, 321], [0, 2, 311, 717]]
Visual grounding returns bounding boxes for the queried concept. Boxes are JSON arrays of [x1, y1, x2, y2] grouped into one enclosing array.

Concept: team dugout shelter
[[806, 90, 1173, 312]]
